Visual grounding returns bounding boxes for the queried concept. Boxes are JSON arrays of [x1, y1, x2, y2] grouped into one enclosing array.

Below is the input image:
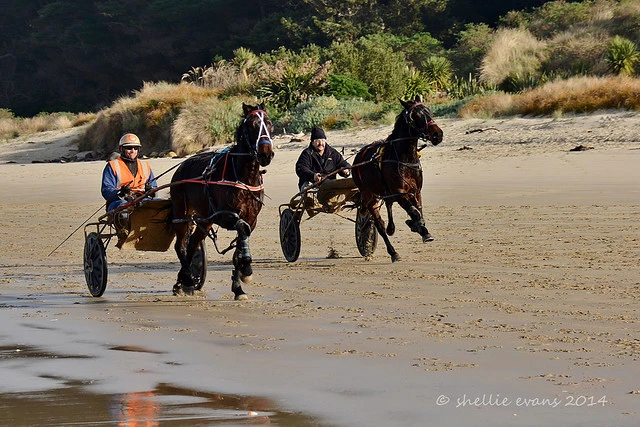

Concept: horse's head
[[239, 102, 275, 166], [400, 97, 443, 146]]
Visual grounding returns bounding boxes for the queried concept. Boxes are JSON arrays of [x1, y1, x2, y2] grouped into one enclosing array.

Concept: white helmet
[[118, 133, 142, 148]]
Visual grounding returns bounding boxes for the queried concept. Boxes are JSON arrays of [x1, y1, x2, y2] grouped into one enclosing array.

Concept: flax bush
[[606, 35, 640, 76]]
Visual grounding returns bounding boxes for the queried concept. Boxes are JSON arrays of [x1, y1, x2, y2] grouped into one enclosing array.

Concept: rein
[[181, 178, 264, 192]]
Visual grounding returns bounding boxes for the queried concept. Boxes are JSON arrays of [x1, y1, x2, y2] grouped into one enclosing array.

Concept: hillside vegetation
[[2, 0, 640, 157]]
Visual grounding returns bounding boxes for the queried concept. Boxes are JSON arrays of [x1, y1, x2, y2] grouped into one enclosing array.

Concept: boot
[[114, 211, 130, 249]]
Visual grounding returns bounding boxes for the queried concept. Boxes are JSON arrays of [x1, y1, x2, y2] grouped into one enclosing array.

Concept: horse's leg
[[398, 197, 434, 242], [172, 221, 190, 294], [230, 218, 252, 301], [366, 197, 400, 262], [385, 200, 395, 236], [176, 225, 207, 295]]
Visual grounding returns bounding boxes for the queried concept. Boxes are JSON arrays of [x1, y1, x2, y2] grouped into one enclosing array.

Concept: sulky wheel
[[84, 232, 108, 297], [355, 207, 378, 258], [279, 208, 301, 262], [191, 240, 207, 290]]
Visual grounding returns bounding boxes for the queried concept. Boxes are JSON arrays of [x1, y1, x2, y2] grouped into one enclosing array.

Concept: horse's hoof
[[235, 293, 249, 301], [174, 285, 196, 296], [240, 273, 253, 284], [423, 233, 434, 242], [386, 224, 395, 236], [391, 253, 400, 262], [172, 283, 182, 295]]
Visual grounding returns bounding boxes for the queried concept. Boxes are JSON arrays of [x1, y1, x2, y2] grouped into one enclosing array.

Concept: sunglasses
[[123, 146, 139, 151]]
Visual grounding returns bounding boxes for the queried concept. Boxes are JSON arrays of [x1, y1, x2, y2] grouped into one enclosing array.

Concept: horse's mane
[[233, 111, 254, 147], [387, 103, 433, 142], [388, 111, 407, 140]]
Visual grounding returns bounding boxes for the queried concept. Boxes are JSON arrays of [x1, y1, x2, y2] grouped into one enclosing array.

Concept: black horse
[[351, 97, 443, 262], [170, 102, 274, 299]]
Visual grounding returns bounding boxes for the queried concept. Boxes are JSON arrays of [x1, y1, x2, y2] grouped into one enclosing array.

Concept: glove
[[117, 184, 131, 199], [144, 181, 153, 193]]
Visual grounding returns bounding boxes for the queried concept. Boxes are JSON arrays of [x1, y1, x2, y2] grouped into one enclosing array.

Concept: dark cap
[[310, 127, 326, 141]]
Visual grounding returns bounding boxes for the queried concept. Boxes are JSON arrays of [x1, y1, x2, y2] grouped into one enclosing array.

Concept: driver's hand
[[117, 184, 131, 199]]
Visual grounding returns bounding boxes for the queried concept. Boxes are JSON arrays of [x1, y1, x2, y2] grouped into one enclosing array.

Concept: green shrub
[[327, 74, 372, 99], [542, 28, 610, 76], [503, 0, 594, 38], [449, 23, 494, 77], [275, 96, 387, 134], [388, 32, 444, 68], [328, 35, 409, 103]]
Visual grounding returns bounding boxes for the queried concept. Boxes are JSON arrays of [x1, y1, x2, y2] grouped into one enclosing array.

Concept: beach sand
[[0, 111, 639, 426]]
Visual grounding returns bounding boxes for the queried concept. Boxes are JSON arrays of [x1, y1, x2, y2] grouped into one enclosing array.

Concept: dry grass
[[459, 75, 640, 117], [516, 75, 640, 114], [202, 63, 255, 96], [170, 95, 256, 157], [480, 28, 547, 86], [458, 93, 516, 118], [543, 28, 610, 76], [78, 82, 216, 156], [1, 112, 94, 142]]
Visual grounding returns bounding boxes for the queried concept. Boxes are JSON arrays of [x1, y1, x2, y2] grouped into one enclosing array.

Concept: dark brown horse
[[352, 97, 443, 262], [170, 102, 274, 299]]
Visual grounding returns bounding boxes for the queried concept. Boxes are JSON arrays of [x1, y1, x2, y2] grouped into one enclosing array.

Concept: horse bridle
[[403, 102, 437, 142], [241, 109, 273, 158]]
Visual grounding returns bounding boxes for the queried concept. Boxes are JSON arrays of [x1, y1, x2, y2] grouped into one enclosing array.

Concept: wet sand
[[1, 112, 639, 426]]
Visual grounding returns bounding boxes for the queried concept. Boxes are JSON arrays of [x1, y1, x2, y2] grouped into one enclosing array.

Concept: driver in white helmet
[[101, 133, 157, 246]]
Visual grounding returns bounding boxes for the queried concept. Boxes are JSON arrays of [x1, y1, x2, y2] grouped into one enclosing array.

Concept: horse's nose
[[258, 151, 274, 167], [430, 128, 443, 145]]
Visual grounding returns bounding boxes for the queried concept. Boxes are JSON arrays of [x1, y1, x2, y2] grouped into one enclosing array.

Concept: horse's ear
[[242, 102, 250, 115], [258, 102, 266, 111], [399, 98, 410, 109], [414, 95, 423, 103]]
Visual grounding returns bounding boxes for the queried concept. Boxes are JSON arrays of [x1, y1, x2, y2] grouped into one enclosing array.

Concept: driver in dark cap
[[295, 127, 351, 191], [295, 127, 355, 212]]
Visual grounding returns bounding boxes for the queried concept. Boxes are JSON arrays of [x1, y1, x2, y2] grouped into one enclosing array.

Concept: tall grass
[[480, 28, 547, 88], [459, 75, 640, 117], [78, 82, 216, 156], [0, 110, 94, 141], [542, 28, 609, 76], [171, 95, 256, 156]]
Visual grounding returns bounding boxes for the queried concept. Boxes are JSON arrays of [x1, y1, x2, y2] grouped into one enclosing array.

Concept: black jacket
[[295, 143, 350, 189]]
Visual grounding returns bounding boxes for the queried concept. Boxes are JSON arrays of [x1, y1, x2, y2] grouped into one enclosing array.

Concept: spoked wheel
[[84, 232, 108, 297], [191, 240, 207, 290], [279, 208, 301, 262], [355, 207, 378, 258]]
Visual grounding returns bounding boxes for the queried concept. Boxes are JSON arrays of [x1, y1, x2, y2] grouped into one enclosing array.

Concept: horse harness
[[175, 109, 273, 254], [352, 103, 437, 201]]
